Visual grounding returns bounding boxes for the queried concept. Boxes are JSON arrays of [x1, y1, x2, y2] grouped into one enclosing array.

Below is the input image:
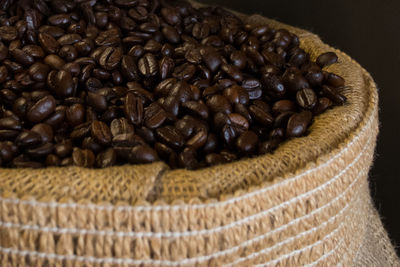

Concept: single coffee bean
[[110, 118, 134, 137], [26, 143, 54, 158], [138, 53, 158, 77], [144, 103, 167, 129], [316, 52, 338, 67], [206, 95, 232, 114], [47, 70, 74, 97], [236, 130, 259, 154], [286, 111, 313, 138], [72, 148, 95, 168], [10, 48, 34, 66], [87, 92, 107, 112], [249, 104, 274, 126], [46, 154, 60, 166], [91, 120, 112, 146], [129, 145, 159, 164], [27, 95, 56, 123], [29, 63, 50, 82], [16, 130, 42, 148], [66, 103, 85, 127], [296, 88, 317, 109], [38, 32, 59, 54], [182, 101, 209, 119], [96, 148, 117, 168], [313, 97, 333, 115], [31, 123, 53, 143], [321, 85, 347, 105], [156, 126, 184, 149], [324, 72, 345, 88], [124, 92, 143, 126], [54, 140, 73, 158]]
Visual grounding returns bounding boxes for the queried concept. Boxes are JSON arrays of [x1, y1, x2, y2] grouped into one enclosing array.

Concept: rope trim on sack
[[0, 103, 375, 212], [0, 131, 372, 238], [0, 161, 368, 266]]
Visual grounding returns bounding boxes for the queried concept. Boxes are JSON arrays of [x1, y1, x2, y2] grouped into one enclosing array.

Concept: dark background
[[201, 0, 400, 254]]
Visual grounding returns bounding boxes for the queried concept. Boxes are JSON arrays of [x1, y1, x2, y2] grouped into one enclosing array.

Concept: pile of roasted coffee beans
[[0, 0, 346, 169]]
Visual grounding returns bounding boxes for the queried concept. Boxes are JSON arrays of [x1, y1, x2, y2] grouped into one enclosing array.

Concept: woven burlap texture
[[0, 4, 398, 266]]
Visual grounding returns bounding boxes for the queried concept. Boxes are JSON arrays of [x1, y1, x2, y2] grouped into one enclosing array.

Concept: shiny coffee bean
[[72, 148, 95, 167], [296, 88, 317, 109], [129, 145, 159, 164], [316, 52, 338, 67], [286, 111, 313, 137]]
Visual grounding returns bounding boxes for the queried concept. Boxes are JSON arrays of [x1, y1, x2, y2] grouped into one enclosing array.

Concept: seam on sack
[[0, 106, 376, 212], [0, 133, 372, 238], [224, 173, 366, 267], [0, 166, 367, 266]]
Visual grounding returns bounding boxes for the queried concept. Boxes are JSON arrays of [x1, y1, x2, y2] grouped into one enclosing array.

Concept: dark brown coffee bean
[[0, 41, 8, 61], [161, 8, 181, 25], [178, 147, 199, 169], [274, 111, 295, 128], [272, 100, 296, 115], [296, 88, 317, 109], [229, 113, 249, 131], [59, 45, 78, 62], [201, 49, 222, 73], [223, 85, 249, 105], [10, 48, 34, 66], [70, 122, 91, 140], [31, 123, 53, 143], [16, 130, 42, 148], [129, 145, 159, 164], [44, 106, 66, 127], [316, 52, 338, 67], [283, 72, 310, 92], [313, 97, 333, 115], [324, 72, 345, 88], [286, 111, 313, 138], [205, 153, 228, 166], [87, 92, 107, 112], [47, 70, 74, 97], [182, 101, 209, 119], [91, 120, 112, 146], [321, 85, 347, 105], [48, 14, 70, 27], [172, 63, 196, 81], [156, 126, 184, 149], [206, 95, 231, 114], [46, 154, 60, 166], [262, 75, 286, 98], [54, 140, 73, 158], [0, 65, 7, 83], [0, 26, 17, 41], [0, 117, 22, 131], [66, 103, 85, 127], [38, 32, 59, 54], [144, 103, 167, 129], [44, 54, 66, 70], [124, 92, 143, 125], [110, 118, 134, 137], [236, 130, 258, 154], [159, 56, 175, 80], [28, 63, 50, 82], [27, 95, 56, 123], [230, 50, 247, 69], [99, 46, 123, 71], [138, 53, 158, 77], [221, 64, 243, 82], [95, 148, 117, 168], [249, 104, 274, 126], [72, 148, 95, 168], [26, 143, 54, 158], [120, 55, 140, 81]]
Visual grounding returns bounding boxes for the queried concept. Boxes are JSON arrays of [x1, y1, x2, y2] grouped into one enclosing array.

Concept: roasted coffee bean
[[324, 72, 345, 88], [66, 103, 85, 127], [283, 72, 310, 92], [249, 104, 274, 126], [38, 32, 59, 54], [124, 92, 143, 125], [54, 140, 73, 158], [110, 118, 134, 137], [70, 122, 91, 140], [206, 95, 232, 114], [272, 100, 296, 115], [0, 117, 22, 131], [46, 154, 60, 166], [11, 49, 34, 66], [16, 130, 42, 148], [159, 56, 175, 80], [316, 52, 338, 67], [236, 130, 258, 154], [313, 97, 333, 115], [27, 95, 56, 123], [99, 47, 123, 71], [91, 120, 112, 146], [59, 45, 78, 61], [0, 26, 17, 41], [286, 111, 313, 138], [26, 143, 54, 158], [296, 88, 317, 109], [144, 103, 167, 129], [138, 53, 158, 77], [129, 145, 158, 164], [321, 85, 347, 105], [96, 148, 117, 168], [229, 113, 249, 131], [182, 101, 209, 119], [29, 63, 50, 82], [31, 123, 53, 143], [178, 147, 198, 169], [156, 126, 184, 149], [44, 54, 66, 70], [87, 92, 107, 112], [72, 148, 95, 167], [47, 70, 74, 97]]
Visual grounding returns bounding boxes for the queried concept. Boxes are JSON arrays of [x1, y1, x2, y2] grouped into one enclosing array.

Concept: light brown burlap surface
[[0, 3, 399, 266]]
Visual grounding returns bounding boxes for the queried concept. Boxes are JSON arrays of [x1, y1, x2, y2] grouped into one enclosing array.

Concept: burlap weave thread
[[0, 4, 398, 266]]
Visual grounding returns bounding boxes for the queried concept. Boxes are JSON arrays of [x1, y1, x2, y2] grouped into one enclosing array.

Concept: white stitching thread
[[0, 104, 375, 212], [0, 133, 372, 239], [0, 165, 367, 266], [223, 174, 365, 267]]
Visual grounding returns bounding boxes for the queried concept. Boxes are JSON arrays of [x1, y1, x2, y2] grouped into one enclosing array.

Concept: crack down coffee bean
[[0, 0, 346, 169]]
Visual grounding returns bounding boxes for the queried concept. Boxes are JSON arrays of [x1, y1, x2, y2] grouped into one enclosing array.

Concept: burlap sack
[[0, 3, 398, 266]]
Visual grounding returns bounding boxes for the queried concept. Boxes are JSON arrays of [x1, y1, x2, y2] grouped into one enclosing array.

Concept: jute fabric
[[0, 4, 398, 266]]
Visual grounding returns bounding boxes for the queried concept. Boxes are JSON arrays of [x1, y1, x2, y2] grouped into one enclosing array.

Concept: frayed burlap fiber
[[0, 3, 398, 266]]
